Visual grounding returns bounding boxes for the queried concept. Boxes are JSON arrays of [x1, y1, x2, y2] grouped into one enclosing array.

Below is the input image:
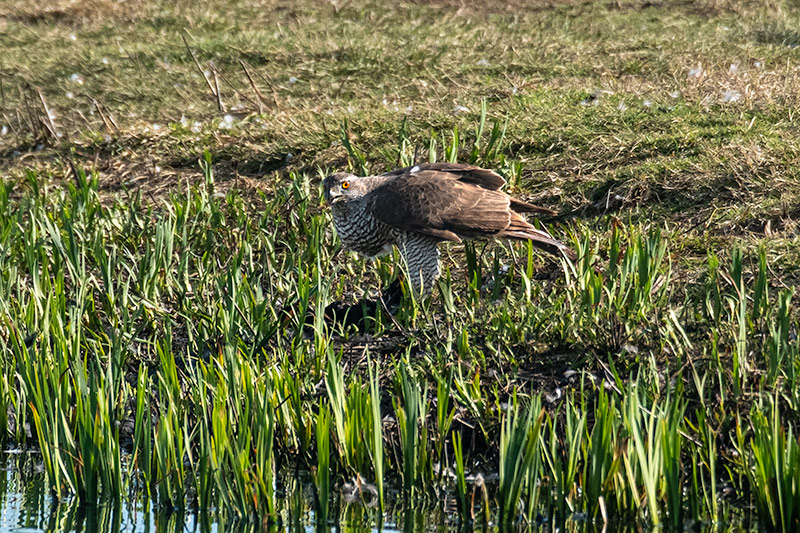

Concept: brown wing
[[500, 212, 578, 261], [381, 163, 557, 216], [368, 169, 574, 260], [380, 162, 507, 191], [368, 171, 511, 242]]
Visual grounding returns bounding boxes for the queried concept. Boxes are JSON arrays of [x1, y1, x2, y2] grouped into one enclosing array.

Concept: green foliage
[[498, 392, 543, 524], [3, 0, 800, 529], [0, 123, 799, 530], [452, 432, 468, 522], [746, 397, 800, 532], [314, 404, 331, 526], [394, 363, 428, 501], [368, 354, 385, 512]]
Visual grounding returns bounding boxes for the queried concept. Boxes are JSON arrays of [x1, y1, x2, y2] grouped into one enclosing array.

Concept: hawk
[[323, 162, 575, 296]]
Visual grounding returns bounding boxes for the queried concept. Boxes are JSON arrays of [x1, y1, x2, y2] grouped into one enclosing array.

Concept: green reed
[[747, 396, 800, 532], [1, 127, 799, 532], [498, 392, 543, 524], [314, 403, 331, 527], [368, 354, 385, 512]]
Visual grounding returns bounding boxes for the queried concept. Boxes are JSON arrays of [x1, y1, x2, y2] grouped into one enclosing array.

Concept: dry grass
[[0, 0, 142, 24]]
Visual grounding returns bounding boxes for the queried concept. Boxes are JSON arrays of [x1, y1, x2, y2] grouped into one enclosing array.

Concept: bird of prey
[[323, 162, 575, 296]]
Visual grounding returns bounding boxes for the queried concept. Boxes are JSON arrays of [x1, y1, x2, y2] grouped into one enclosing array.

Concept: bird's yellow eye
[[341, 181, 350, 189]]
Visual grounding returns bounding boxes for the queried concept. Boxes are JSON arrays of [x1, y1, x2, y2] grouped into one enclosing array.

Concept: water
[[0, 450, 758, 532], [0, 450, 441, 533], [0, 450, 211, 533]]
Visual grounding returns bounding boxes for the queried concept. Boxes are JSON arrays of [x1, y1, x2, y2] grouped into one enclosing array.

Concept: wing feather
[[368, 171, 511, 241], [366, 166, 574, 260], [381, 162, 506, 190]]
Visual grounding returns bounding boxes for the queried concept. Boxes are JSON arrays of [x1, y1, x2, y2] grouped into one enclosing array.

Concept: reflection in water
[[0, 450, 458, 533], [0, 452, 350, 533], [0, 452, 210, 533], [1, 450, 753, 533]]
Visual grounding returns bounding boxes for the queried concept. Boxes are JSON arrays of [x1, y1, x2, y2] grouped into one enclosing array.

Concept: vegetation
[[1, 0, 800, 530]]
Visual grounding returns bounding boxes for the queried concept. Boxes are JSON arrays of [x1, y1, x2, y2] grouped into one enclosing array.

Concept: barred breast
[[331, 200, 400, 258]]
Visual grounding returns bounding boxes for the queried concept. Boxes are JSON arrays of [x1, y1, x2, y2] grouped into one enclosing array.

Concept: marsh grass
[[314, 403, 331, 526], [1, 0, 800, 529], [746, 396, 800, 532], [2, 118, 800, 528], [498, 392, 542, 524]]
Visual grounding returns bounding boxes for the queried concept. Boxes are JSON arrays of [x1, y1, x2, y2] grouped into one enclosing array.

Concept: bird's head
[[323, 172, 360, 204]]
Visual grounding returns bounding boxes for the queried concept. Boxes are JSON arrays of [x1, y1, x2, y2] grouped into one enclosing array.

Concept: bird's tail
[[509, 198, 559, 217], [500, 213, 577, 261]]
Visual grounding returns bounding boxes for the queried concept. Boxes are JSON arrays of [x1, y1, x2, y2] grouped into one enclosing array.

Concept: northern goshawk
[[323, 162, 575, 295]]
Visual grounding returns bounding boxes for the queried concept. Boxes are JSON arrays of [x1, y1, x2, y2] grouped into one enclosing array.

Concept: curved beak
[[324, 186, 342, 205]]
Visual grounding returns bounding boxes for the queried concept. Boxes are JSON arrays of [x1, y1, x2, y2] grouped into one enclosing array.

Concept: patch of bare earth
[[0, 0, 145, 24]]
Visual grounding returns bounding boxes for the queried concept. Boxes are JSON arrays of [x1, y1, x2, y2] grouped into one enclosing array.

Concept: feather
[[510, 198, 558, 216], [500, 214, 577, 260], [381, 162, 506, 190], [366, 165, 575, 261]]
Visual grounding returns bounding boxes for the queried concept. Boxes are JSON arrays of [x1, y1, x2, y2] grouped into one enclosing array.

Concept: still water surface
[[0, 449, 757, 532], [0, 449, 439, 533]]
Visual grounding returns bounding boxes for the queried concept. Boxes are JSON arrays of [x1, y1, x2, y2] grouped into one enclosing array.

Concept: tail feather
[[510, 198, 559, 217], [501, 214, 577, 261]]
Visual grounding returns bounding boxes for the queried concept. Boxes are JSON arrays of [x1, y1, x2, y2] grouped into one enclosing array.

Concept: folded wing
[[367, 167, 575, 260]]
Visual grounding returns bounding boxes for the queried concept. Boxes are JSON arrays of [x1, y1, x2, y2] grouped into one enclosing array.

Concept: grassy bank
[[2, 0, 800, 529]]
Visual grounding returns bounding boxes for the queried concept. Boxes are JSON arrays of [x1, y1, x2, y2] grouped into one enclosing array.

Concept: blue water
[[0, 450, 429, 533], [0, 449, 217, 532], [0, 448, 756, 532]]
